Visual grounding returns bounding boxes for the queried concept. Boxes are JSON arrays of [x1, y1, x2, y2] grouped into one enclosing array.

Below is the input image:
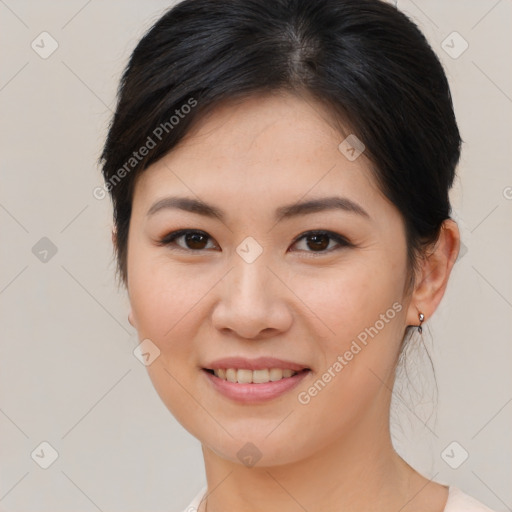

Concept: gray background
[[0, 1, 511, 511]]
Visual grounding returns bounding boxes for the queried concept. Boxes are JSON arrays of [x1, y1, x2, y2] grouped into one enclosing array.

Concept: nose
[[211, 259, 293, 340]]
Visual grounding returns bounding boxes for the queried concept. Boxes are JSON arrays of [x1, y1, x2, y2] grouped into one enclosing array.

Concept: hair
[[101, 0, 462, 296]]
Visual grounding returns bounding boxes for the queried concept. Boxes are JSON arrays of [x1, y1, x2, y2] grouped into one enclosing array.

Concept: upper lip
[[204, 357, 309, 372]]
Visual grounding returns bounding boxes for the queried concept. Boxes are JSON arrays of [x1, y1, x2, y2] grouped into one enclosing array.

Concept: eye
[[290, 230, 352, 254], [158, 229, 218, 251], [157, 229, 351, 254]]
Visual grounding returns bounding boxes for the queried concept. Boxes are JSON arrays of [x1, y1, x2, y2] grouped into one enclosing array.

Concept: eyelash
[[157, 229, 353, 255]]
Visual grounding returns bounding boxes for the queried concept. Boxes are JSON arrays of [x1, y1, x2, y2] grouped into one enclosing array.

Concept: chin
[[196, 420, 322, 468]]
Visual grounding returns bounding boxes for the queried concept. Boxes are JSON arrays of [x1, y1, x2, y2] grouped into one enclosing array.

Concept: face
[[126, 92, 412, 466]]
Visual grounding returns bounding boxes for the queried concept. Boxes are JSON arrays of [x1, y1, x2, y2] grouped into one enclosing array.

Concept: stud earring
[[418, 312, 425, 334]]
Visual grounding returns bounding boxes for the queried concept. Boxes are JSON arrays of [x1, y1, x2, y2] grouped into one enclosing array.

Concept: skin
[[124, 91, 460, 512]]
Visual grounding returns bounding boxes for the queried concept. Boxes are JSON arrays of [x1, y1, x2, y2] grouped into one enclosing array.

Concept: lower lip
[[202, 369, 310, 404]]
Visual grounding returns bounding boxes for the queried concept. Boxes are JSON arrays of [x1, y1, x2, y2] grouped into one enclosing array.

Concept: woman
[[100, 0, 496, 510]]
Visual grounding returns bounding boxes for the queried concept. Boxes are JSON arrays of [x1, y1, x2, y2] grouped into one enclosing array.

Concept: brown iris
[[305, 233, 330, 251], [185, 232, 209, 249]]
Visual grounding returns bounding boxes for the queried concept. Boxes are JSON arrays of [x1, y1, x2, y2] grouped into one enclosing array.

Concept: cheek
[[127, 251, 211, 427], [292, 258, 406, 345], [291, 255, 408, 418], [128, 248, 211, 342]]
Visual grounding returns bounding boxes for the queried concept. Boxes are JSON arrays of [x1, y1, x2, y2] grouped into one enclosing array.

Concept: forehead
[[132, 92, 382, 215]]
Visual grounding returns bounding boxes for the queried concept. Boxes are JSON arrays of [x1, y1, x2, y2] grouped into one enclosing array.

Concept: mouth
[[203, 367, 310, 384], [201, 364, 311, 403]]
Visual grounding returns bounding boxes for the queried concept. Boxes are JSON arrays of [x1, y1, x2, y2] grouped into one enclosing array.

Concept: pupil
[[186, 233, 207, 249], [307, 234, 329, 251]]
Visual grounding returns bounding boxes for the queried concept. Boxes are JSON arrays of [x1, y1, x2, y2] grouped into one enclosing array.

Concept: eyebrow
[[146, 195, 370, 221]]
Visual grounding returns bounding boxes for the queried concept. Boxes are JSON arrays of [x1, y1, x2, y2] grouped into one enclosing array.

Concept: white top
[[181, 485, 497, 512]]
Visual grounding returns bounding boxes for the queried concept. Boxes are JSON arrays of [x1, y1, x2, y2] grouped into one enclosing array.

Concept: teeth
[[212, 368, 299, 384], [253, 369, 270, 383], [269, 368, 283, 381], [237, 369, 253, 384]]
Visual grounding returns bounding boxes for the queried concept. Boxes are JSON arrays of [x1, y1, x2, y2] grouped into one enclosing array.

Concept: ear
[[405, 219, 460, 327], [128, 310, 136, 328], [112, 228, 117, 246]]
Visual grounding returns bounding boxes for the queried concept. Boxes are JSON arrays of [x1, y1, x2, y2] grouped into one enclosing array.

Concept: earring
[[418, 312, 425, 334]]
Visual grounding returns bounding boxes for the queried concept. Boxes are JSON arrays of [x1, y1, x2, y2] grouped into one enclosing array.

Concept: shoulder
[[444, 486, 497, 512], [180, 486, 207, 512]]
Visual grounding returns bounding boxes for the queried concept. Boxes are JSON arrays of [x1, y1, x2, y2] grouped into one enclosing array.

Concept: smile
[[207, 368, 298, 384], [202, 367, 311, 403]]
